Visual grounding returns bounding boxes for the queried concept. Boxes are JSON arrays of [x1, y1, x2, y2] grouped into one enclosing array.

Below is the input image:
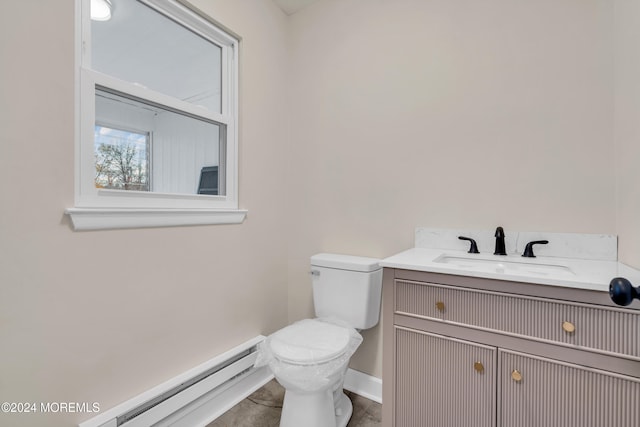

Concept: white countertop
[[380, 247, 640, 293]]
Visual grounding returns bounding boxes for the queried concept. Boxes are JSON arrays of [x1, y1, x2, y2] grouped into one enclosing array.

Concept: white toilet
[[257, 253, 383, 427]]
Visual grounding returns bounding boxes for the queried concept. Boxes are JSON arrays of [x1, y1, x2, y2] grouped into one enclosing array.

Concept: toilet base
[[279, 388, 353, 427], [334, 391, 353, 427]]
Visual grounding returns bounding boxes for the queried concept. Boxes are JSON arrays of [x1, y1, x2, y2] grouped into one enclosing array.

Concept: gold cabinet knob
[[435, 301, 445, 312], [562, 321, 576, 333], [511, 369, 523, 382], [474, 362, 484, 373]]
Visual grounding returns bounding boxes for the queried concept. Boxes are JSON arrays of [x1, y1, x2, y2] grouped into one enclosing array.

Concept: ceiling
[[272, 0, 321, 15]]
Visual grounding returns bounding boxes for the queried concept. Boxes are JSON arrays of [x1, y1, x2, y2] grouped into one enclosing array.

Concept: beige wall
[[287, 0, 617, 377], [0, 1, 289, 426], [615, 0, 640, 268]]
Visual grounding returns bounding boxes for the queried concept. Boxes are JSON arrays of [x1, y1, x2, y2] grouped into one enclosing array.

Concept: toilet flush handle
[[310, 270, 320, 277]]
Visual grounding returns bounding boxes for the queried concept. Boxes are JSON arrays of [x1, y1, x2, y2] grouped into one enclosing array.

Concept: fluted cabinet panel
[[500, 349, 640, 427], [395, 327, 496, 427], [395, 280, 640, 359]]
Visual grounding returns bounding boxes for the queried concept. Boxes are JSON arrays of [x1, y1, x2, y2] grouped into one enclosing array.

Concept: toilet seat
[[269, 319, 351, 365]]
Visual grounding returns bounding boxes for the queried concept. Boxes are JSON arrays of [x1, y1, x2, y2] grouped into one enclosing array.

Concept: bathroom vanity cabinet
[[382, 268, 640, 427]]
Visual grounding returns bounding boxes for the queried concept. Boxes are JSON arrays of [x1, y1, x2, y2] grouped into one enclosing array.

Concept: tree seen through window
[[94, 125, 149, 191]]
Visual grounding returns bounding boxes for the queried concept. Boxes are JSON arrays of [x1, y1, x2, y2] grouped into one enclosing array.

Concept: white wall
[[153, 110, 220, 194], [96, 94, 157, 132], [287, 0, 617, 378], [0, 1, 289, 426]]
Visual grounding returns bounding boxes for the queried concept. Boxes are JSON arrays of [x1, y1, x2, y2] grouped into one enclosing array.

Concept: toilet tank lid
[[311, 253, 381, 272]]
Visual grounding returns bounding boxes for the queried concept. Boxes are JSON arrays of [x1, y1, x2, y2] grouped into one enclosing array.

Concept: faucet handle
[[522, 240, 549, 258], [458, 236, 480, 254]]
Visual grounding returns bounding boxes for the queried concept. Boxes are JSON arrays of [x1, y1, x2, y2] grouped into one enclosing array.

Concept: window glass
[[91, 0, 222, 113], [95, 88, 224, 195]]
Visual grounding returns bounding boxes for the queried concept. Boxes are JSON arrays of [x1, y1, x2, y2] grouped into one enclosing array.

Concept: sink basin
[[433, 255, 575, 277]]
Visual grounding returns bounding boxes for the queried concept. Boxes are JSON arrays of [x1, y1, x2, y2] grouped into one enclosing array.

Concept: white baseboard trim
[[343, 368, 382, 404], [79, 336, 268, 427], [159, 366, 273, 427]]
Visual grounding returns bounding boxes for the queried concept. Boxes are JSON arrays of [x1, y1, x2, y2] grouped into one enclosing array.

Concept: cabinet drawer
[[395, 279, 640, 360]]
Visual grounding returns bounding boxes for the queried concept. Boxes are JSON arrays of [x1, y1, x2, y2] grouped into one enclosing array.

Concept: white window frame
[[67, 0, 246, 230]]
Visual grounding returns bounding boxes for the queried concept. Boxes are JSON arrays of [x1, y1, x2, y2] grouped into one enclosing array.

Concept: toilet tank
[[310, 253, 383, 330]]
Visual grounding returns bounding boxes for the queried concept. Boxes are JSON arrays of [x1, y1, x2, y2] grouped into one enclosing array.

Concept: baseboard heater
[[80, 336, 273, 427]]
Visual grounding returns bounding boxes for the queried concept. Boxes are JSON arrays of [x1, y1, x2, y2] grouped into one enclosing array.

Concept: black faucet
[[458, 236, 480, 254], [522, 240, 549, 258], [494, 227, 507, 255]]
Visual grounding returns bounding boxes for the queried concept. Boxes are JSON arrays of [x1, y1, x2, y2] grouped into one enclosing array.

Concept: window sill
[[65, 207, 247, 231]]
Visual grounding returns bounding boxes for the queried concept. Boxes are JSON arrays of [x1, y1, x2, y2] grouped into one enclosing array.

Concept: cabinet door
[[500, 349, 640, 427], [395, 327, 496, 427]]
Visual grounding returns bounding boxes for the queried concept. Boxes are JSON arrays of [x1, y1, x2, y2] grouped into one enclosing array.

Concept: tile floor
[[206, 379, 382, 427]]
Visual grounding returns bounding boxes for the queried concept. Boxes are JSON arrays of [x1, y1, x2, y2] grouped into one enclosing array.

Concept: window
[[67, 0, 245, 230]]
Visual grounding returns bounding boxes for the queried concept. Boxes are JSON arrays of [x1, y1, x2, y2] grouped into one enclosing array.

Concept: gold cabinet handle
[[511, 369, 523, 382], [435, 301, 445, 312], [474, 362, 484, 374], [562, 321, 576, 334]]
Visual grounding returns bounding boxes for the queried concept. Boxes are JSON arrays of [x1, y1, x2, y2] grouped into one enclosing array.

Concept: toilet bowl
[[267, 318, 360, 427], [255, 254, 383, 427]]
